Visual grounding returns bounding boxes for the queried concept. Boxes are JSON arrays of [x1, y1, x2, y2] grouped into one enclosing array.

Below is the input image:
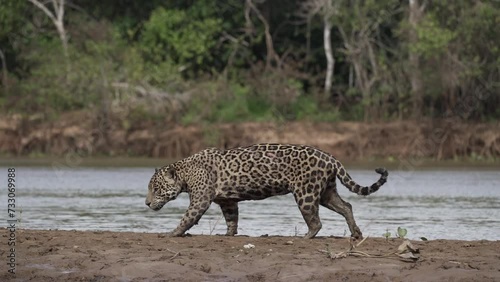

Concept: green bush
[[293, 96, 341, 122], [140, 7, 222, 76], [16, 41, 100, 113], [181, 81, 274, 124]]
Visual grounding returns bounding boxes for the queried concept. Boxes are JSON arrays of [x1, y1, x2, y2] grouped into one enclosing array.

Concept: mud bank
[[1, 112, 499, 160], [1, 229, 499, 281]]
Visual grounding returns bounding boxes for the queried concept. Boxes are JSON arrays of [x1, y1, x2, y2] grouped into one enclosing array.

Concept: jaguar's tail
[[336, 163, 388, 196]]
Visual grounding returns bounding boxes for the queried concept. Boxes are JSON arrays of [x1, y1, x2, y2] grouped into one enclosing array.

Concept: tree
[[0, 0, 28, 96], [28, 0, 70, 71], [245, 0, 280, 70], [408, 0, 425, 120], [337, 0, 398, 121], [298, 0, 339, 97]]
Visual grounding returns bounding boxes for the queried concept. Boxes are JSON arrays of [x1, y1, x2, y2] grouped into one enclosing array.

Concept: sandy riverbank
[[1, 229, 499, 281]]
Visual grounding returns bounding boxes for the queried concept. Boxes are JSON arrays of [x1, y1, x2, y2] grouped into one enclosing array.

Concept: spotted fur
[[145, 144, 388, 239]]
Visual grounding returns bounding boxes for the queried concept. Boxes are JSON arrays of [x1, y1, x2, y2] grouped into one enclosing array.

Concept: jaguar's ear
[[155, 168, 159, 173], [166, 167, 176, 179]]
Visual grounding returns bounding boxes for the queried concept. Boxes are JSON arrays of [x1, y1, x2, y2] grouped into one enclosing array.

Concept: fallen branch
[[318, 238, 420, 262]]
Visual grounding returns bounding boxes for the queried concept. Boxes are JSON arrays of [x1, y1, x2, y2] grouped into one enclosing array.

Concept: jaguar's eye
[[153, 188, 159, 193]]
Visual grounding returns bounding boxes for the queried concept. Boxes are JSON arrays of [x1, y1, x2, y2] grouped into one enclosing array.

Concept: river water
[[1, 166, 499, 241]]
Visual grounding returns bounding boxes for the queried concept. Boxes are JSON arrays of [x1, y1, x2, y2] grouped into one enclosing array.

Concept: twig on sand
[[318, 237, 420, 262], [209, 216, 223, 235], [318, 237, 372, 259], [166, 248, 181, 260]]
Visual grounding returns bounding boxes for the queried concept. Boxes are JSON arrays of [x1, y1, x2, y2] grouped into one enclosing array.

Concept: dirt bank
[[1, 112, 499, 160], [1, 229, 499, 281]]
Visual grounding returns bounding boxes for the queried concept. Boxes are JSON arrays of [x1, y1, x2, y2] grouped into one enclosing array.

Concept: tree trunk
[[55, 18, 69, 66], [298, 0, 337, 95], [323, 13, 334, 96], [246, 0, 279, 70], [305, 16, 312, 66], [409, 0, 424, 120], [0, 48, 8, 95]]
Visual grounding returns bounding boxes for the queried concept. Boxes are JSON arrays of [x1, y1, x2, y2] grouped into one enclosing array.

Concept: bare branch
[[245, 0, 280, 69], [297, 0, 324, 19], [28, 0, 57, 23], [336, 1, 393, 121], [244, 1, 253, 35], [298, 0, 340, 96], [367, 43, 378, 79], [0, 48, 8, 94], [58, 0, 65, 22], [409, 0, 425, 119], [420, 0, 428, 12]]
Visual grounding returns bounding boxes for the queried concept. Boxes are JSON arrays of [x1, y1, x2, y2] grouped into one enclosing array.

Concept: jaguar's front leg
[[214, 199, 239, 236], [168, 191, 214, 237]]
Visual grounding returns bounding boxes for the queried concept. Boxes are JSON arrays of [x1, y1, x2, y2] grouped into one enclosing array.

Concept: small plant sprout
[[397, 227, 408, 239], [383, 229, 391, 240]]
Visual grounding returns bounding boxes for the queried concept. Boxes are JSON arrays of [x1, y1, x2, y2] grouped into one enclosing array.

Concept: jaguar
[[145, 143, 388, 239]]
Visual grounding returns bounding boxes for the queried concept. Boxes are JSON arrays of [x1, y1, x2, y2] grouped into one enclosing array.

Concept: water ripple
[[3, 167, 500, 240]]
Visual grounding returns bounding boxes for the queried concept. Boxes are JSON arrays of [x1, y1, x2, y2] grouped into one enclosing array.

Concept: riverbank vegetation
[[1, 0, 499, 124]]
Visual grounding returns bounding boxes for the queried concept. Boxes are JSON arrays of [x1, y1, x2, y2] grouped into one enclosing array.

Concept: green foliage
[[181, 82, 274, 124], [457, 2, 500, 79], [0, 0, 26, 39], [140, 7, 222, 73], [16, 42, 94, 112], [202, 125, 222, 147], [293, 96, 341, 122], [412, 15, 455, 58], [1, 0, 498, 123], [213, 84, 254, 122], [128, 105, 164, 123], [181, 76, 341, 124]]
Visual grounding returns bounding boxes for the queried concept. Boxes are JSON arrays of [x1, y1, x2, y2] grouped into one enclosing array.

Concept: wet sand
[[2, 229, 499, 281]]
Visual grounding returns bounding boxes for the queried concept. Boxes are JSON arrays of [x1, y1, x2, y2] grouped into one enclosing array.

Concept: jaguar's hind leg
[[320, 182, 363, 239], [214, 199, 239, 236], [293, 189, 322, 239]]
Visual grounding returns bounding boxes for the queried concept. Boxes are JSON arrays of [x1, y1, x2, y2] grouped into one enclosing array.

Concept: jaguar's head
[[145, 166, 183, 211]]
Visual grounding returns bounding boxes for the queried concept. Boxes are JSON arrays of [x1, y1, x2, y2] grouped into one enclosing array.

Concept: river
[[1, 166, 499, 241]]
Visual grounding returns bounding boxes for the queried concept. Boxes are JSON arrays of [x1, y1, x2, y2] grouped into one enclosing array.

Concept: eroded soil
[[1, 112, 500, 160]]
